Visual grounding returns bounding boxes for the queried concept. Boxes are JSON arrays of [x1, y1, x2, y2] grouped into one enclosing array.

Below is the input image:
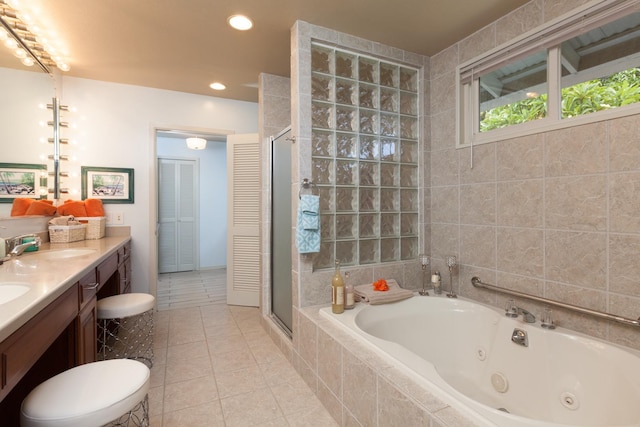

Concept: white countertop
[[0, 236, 131, 342]]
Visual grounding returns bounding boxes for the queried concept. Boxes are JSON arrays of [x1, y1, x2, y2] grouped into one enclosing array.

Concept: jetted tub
[[320, 295, 640, 427]]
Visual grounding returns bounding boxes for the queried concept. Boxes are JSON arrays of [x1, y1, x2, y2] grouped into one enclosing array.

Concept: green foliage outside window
[[480, 68, 640, 132]]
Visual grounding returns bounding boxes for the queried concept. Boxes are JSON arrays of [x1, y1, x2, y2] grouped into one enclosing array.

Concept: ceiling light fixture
[[0, 0, 70, 73], [186, 137, 207, 150], [227, 15, 253, 31], [209, 82, 226, 90]]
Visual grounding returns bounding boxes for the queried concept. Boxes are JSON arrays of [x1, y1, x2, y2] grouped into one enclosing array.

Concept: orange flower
[[373, 278, 389, 292]]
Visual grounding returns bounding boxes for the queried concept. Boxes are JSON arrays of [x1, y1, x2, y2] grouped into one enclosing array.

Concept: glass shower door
[[271, 127, 292, 334]]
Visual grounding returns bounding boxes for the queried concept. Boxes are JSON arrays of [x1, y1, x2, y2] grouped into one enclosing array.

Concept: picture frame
[[0, 162, 47, 203], [81, 166, 134, 204]]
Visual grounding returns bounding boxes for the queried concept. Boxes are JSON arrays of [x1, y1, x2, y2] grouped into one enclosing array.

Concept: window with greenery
[[458, 1, 640, 146]]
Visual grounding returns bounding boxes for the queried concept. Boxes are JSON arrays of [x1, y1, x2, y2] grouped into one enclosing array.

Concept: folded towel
[[24, 200, 57, 216], [49, 215, 80, 226], [84, 198, 105, 217], [57, 200, 88, 217], [354, 279, 413, 305], [300, 194, 320, 230], [295, 195, 321, 253], [11, 197, 34, 216]]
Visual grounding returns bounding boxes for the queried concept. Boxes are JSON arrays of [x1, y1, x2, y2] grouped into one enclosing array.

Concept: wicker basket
[[49, 224, 86, 243], [77, 216, 106, 239]]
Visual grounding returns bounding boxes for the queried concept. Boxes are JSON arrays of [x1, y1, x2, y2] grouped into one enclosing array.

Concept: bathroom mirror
[[0, 49, 56, 219]]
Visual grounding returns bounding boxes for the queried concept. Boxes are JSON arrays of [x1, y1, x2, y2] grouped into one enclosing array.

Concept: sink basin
[[0, 283, 30, 305], [35, 249, 96, 260]]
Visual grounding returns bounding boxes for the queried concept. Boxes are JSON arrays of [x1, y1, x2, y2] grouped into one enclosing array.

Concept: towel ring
[[299, 178, 319, 199]]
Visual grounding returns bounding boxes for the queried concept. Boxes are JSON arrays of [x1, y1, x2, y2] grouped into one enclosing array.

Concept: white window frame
[[456, 0, 640, 148]]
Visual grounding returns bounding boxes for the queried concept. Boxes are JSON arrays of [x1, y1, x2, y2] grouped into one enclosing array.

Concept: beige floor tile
[[168, 325, 206, 346], [215, 365, 268, 398], [270, 375, 320, 415], [203, 322, 243, 338], [260, 358, 302, 388], [163, 375, 219, 413], [165, 354, 213, 384], [166, 340, 209, 362], [210, 348, 257, 374], [220, 388, 284, 427], [154, 276, 335, 426], [161, 401, 226, 426], [150, 363, 166, 388], [207, 332, 249, 355], [286, 402, 341, 426], [148, 385, 164, 417]]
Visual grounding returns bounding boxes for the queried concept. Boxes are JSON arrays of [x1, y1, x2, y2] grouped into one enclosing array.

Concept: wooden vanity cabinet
[[96, 250, 119, 299], [0, 239, 132, 421], [0, 285, 78, 402], [118, 241, 132, 294], [76, 269, 98, 365]]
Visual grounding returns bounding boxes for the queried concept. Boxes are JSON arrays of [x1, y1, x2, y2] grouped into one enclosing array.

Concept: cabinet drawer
[[78, 269, 98, 309], [97, 253, 118, 287], [0, 285, 78, 399]]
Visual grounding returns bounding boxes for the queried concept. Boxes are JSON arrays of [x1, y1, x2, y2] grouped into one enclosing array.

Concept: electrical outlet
[[113, 211, 124, 225]]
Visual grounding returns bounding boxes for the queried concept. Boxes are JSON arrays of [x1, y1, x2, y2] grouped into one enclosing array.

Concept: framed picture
[[81, 166, 134, 203], [0, 163, 47, 203]]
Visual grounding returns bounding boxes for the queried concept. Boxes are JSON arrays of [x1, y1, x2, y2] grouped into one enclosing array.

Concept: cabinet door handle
[[82, 282, 99, 290]]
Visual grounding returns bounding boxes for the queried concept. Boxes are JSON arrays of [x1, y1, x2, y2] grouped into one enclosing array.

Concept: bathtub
[[319, 295, 640, 427]]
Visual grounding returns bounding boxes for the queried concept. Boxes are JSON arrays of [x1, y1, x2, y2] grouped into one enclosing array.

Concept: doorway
[[155, 130, 229, 310]]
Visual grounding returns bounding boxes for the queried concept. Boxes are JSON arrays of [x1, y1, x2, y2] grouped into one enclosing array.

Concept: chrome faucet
[[5, 234, 41, 257], [505, 300, 536, 323]]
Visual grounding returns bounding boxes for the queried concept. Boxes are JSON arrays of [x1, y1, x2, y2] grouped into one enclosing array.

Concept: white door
[[226, 133, 260, 306], [158, 158, 197, 273]]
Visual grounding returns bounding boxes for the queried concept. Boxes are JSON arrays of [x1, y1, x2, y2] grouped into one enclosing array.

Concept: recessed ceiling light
[[210, 82, 226, 90], [228, 15, 253, 31]]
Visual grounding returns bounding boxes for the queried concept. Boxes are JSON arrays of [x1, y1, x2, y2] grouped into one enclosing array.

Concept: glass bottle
[[331, 259, 345, 314], [344, 271, 355, 309], [431, 271, 442, 294]]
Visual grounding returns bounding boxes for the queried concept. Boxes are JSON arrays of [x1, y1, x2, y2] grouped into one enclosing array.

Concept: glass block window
[[310, 43, 420, 269]]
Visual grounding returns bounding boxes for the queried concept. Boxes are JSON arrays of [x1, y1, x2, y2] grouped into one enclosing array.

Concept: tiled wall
[[429, 0, 640, 351], [268, 1, 640, 425]]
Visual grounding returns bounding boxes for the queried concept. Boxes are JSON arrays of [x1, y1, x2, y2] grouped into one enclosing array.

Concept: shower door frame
[[270, 126, 293, 336]]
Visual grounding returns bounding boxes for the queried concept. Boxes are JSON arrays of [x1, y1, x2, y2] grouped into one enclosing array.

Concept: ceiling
[[3, 0, 530, 103]]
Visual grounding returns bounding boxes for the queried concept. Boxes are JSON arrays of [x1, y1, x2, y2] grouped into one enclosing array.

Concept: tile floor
[[157, 269, 227, 310], [150, 302, 338, 426]]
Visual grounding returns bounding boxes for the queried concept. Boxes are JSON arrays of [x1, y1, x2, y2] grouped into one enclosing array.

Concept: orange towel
[[84, 198, 105, 217], [11, 198, 34, 216], [57, 200, 88, 217], [24, 200, 57, 216]]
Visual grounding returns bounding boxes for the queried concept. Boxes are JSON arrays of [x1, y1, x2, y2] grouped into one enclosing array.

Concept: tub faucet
[[505, 301, 536, 323]]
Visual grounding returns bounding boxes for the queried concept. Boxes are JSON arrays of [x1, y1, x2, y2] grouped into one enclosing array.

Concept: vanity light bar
[[0, 0, 70, 72]]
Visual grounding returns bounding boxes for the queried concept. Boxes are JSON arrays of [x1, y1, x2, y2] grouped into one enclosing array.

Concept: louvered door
[[158, 158, 197, 273], [226, 133, 260, 306]]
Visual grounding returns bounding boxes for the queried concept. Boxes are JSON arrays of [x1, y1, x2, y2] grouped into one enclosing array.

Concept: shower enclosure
[[270, 126, 292, 334]]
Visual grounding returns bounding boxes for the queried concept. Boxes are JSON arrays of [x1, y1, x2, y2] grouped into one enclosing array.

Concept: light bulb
[[227, 15, 253, 31], [21, 56, 34, 66], [58, 63, 70, 72], [13, 48, 27, 59], [4, 38, 18, 49], [209, 82, 226, 90], [0, 28, 8, 41]]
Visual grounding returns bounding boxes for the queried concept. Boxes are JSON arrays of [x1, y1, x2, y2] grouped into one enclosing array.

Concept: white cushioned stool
[[97, 293, 155, 368], [21, 359, 150, 427]]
